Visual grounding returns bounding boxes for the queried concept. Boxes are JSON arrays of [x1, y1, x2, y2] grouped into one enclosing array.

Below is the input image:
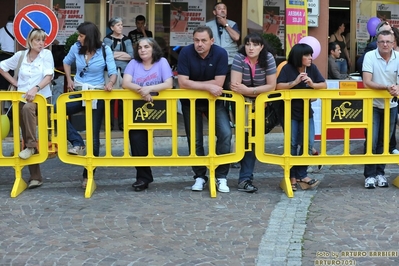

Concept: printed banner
[[169, 0, 206, 46], [263, 0, 285, 47], [109, 0, 146, 27], [53, 0, 85, 44], [285, 0, 308, 55]]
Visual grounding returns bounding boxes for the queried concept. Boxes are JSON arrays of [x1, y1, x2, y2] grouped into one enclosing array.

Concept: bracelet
[[35, 85, 41, 91], [253, 88, 257, 95]]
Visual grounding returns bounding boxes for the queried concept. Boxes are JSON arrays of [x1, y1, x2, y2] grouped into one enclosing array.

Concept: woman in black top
[[329, 21, 350, 74]]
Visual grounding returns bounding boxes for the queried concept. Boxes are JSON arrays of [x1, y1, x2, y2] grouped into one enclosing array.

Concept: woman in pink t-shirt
[[122, 38, 173, 191]]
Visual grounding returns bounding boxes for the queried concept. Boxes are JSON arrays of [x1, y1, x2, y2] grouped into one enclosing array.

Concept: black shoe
[[237, 180, 258, 193], [132, 180, 148, 191]]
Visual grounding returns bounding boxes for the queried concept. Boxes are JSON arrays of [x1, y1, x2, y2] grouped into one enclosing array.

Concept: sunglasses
[[79, 65, 88, 78], [377, 22, 391, 31], [28, 28, 45, 37]]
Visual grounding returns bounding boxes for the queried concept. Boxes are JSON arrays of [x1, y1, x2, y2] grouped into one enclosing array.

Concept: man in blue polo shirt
[[177, 26, 232, 193]]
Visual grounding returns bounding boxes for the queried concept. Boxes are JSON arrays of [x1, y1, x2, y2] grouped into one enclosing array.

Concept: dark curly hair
[[237, 32, 273, 69], [133, 38, 164, 63]]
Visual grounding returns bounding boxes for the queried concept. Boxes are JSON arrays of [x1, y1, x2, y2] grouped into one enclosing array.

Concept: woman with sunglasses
[[0, 28, 54, 189], [61, 21, 117, 189], [121, 37, 173, 191]]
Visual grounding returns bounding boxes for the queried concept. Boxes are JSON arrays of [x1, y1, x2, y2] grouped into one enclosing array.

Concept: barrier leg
[[392, 175, 399, 188], [280, 167, 294, 198], [84, 166, 97, 198], [209, 167, 217, 198], [11, 167, 28, 197]]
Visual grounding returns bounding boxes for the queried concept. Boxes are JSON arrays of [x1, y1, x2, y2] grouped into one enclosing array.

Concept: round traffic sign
[[14, 4, 59, 48]]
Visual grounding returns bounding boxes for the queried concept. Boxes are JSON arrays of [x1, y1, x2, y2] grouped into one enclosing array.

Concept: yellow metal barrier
[[254, 89, 399, 198], [4, 87, 399, 199], [0, 91, 50, 197], [56, 89, 246, 198]]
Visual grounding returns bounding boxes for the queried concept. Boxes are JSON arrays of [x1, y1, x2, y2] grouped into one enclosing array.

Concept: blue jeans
[[55, 95, 105, 178], [364, 107, 397, 178], [335, 58, 348, 74], [290, 118, 315, 180], [181, 101, 232, 182]]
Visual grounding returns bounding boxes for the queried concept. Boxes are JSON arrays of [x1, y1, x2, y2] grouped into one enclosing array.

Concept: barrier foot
[[280, 178, 294, 198], [84, 178, 97, 198], [209, 176, 217, 198], [11, 177, 28, 198], [392, 175, 399, 188]]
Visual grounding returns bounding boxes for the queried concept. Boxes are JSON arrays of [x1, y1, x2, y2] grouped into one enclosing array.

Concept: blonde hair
[[26, 28, 47, 49]]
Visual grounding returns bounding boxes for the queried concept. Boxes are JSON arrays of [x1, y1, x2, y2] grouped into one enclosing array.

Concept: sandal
[[297, 177, 320, 190], [290, 178, 298, 191], [82, 178, 88, 189]]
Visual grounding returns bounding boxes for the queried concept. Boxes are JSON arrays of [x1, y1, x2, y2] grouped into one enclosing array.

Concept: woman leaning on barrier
[[0, 28, 54, 189], [121, 37, 173, 191], [276, 43, 326, 191], [230, 32, 276, 193], [59, 21, 117, 189]]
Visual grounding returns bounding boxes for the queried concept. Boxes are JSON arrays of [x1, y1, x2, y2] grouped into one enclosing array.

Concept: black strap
[[105, 34, 127, 52], [5, 27, 14, 40], [248, 63, 254, 87], [101, 44, 107, 71]]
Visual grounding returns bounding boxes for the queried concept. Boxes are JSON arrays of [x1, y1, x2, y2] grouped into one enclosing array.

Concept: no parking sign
[[14, 4, 58, 48]]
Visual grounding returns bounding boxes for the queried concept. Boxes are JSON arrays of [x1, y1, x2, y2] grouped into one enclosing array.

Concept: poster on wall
[[263, 0, 285, 47], [285, 0, 307, 55], [53, 0, 84, 44], [169, 0, 206, 46], [109, 0, 146, 27], [376, 3, 399, 28]]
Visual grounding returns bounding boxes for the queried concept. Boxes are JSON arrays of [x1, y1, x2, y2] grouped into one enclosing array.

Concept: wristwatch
[[225, 23, 229, 28], [35, 85, 41, 91]]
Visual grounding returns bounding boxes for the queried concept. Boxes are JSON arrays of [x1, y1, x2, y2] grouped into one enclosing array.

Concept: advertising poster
[[376, 3, 399, 28], [109, 0, 146, 27], [263, 0, 285, 47], [169, 0, 206, 46], [285, 0, 308, 56], [53, 0, 84, 44]]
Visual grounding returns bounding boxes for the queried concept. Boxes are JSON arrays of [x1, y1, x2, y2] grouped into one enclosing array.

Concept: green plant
[[262, 33, 283, 56], [64, 32, 79, 53]]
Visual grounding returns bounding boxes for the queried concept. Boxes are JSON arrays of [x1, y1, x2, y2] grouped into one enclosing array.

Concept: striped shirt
[[231, 52, 276, 87]]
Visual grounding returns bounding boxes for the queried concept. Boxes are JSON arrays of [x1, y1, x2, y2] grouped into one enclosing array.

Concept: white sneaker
[[364, 177, 376, 189], [216, 178, 230, 193], [192, 177, 206, 191], [391, 149, 399, 154], [68, 146, 85, 155], [376, 175, 389, 187], [18, 147, 35, 160]]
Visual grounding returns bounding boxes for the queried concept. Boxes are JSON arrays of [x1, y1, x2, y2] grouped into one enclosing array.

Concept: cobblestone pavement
[[1, 136, 399, 265]]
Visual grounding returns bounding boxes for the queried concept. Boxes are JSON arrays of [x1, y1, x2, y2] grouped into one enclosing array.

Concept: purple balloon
[[367, 17, 381, 37], [298, 36, 321, 60]]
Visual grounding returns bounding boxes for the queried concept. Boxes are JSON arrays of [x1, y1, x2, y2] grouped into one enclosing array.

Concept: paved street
[[1, 133, 399, 265]]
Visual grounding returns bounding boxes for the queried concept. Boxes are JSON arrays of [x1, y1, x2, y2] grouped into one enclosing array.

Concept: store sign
[[307, 0, 319, 16], [307, 0, 319, 27]]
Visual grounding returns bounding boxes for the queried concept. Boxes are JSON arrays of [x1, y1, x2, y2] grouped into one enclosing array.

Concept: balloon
[[276, 60, 287, 77], [1, 115, 10, 140], [298, 36, 321, 60], [367, 17, 381, 37]]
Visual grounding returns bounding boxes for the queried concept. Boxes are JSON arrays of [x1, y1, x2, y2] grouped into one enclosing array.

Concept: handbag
[[101, 44, 122, 89], [7, 50, 25, 91], [104, 68, 122, 89], [247, 65, 280, 134]]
